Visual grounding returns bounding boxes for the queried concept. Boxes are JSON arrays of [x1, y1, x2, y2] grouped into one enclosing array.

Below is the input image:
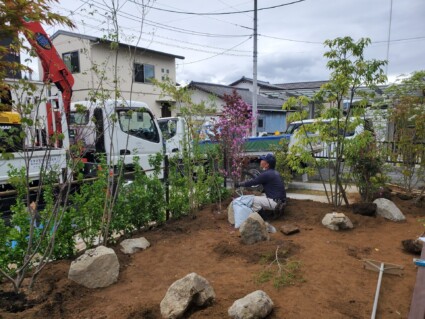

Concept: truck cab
[[157, 117, 190, 156], [70, 100, 163, 176]]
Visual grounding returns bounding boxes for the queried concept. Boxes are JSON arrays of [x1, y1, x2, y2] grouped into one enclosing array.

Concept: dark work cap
[[260, 153, 276, 167]]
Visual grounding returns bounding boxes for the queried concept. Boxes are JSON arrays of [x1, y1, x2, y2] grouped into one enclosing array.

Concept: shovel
[[363, 259, 403, 319]]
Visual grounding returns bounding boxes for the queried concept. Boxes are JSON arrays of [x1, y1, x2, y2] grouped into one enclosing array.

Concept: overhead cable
[[178, 36, 252, 65], [82, 0, 252, 37], [138, 0, 306, 15]]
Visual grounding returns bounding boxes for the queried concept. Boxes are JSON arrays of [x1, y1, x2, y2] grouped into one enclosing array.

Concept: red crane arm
[[21, 18, 74, 124]]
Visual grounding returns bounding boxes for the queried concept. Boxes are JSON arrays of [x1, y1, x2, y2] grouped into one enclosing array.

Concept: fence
[[312, 141, 424, 165]]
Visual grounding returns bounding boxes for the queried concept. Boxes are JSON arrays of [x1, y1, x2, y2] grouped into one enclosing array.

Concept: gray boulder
[[160, 272, 215, 319], [373, 198, 406, 221], [68, 245, 119, 288], [228, 290, 274, 319], [120, 237, 150, 254], [322, 212, 353, 231], [239, 213, 269, 245]]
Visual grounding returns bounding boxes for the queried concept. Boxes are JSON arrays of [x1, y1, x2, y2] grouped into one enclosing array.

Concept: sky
[[34, 0, 425, 86]]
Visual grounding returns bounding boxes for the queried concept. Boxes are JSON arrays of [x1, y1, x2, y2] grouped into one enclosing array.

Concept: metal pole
[[164, 155, 170, 220], [251, 0, 258, 137], [385, 0, 393, 77], [371, 262, 384, 319]]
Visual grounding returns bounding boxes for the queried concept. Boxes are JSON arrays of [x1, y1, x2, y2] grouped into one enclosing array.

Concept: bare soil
[[1, 194, 424, 319]]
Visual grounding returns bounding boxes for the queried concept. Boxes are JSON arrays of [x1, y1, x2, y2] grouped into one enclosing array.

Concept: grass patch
[[255, 247, 305, 289]]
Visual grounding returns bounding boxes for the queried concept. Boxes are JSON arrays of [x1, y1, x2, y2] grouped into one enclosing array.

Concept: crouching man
[[235, 154, 286, 218]]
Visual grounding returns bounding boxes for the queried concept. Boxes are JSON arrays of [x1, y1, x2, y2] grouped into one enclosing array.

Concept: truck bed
[[198, 134, 291, 156], [0, 148, 68, 186]]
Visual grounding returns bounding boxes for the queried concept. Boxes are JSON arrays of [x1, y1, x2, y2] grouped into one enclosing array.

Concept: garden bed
[[0, 195, 424, 318]]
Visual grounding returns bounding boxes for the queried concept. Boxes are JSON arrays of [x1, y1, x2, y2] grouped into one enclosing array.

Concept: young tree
[[154, 78, 224, 215], [386, 70, 425, 200], [284, 37, 387, 206], [0, 0, 75, 293], [213, 90, 253, 183]]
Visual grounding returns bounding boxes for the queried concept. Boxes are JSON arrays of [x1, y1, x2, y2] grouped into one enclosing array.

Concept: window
[[62, 51, 80, 73], [258, 118, 264, 128], [134, 63, 155, 83], [158, 118, 177, 140], [117, 109, 160, 143], [70, 111, 90, 125]]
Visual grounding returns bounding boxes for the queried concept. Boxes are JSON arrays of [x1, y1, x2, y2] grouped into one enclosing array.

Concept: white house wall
[[188, 90, 223, 115], [45, 34, 93, 94], [49, 34, 179, 118]]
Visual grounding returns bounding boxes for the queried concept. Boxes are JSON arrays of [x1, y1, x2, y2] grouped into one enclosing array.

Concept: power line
[[54, 6, 252, 54], [373, 36, 425, 44], [56, 1, 425, 46], [84, 0, 252, 37], [259, 34, 322, 44], [178, 36, 252, 64], [53, 3, 251, 57], [139, 0, 306, 15]]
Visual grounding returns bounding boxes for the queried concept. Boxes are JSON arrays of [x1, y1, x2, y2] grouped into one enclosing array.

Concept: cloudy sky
[[42, 0, 425, 86]]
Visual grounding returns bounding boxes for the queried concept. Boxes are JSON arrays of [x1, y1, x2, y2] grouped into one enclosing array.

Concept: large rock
[[68, 245, 119, 288], [120, 237, 150, 254], [322, 212, 353, 231], [228, 201, 235, 225], [373, 198, 406, 221], [160, 272, 215, 319], [239, 213, 269, 245], [402, 238, 424, 255], [351, 202, 377, 216], [228, 290, 274, 319]]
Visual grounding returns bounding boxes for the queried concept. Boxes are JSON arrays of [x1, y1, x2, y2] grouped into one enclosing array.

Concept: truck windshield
[[285, 122, 314, 134], [70, 111, 90, 125], [117, 109, 160, 143]]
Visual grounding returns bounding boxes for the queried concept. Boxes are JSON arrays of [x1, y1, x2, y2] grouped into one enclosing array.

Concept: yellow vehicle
[[0, 86, 22, 152]]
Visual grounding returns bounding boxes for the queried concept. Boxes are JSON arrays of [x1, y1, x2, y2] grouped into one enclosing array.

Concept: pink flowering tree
[[213, 90, 254, 183]]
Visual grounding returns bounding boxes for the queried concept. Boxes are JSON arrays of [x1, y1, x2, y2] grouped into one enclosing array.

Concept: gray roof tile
[[189, 81, 285, 111]]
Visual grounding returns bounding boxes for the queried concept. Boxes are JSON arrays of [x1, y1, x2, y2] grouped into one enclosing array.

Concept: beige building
[[47, 30, 184, 117]]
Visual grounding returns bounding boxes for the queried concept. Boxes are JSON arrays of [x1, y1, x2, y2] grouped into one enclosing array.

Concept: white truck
[[0, 94, 69, 189], [157, 117, 189, 156], [69, 100, 164, 177], [284, 117, 372, 158], [156, 116, 289, 184], [0, 98, 165, 190]]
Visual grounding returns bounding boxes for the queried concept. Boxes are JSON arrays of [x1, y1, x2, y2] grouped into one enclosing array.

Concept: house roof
[[188, 81, 285, 111], [51, 30, 185, 60], [229, 76, 283, 90], [269, 80, 329, 98], [273, 80, 328, 90]]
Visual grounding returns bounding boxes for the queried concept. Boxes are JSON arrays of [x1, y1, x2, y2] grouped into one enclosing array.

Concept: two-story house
[[48, 30, 184, 117]]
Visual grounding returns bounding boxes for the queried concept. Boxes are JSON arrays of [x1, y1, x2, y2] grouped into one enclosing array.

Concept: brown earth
[[0, 194, 424, 319]]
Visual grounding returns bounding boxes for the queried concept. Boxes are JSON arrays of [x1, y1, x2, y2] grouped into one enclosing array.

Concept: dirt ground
[[0, 193, 424, 319]]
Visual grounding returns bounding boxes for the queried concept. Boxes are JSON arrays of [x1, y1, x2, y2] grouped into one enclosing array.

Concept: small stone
[[280, 225, 300, 235]]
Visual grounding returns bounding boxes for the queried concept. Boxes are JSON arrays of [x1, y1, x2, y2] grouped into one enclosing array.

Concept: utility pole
[[252, 0, 258, 137], [385, 0, 393, 78]]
